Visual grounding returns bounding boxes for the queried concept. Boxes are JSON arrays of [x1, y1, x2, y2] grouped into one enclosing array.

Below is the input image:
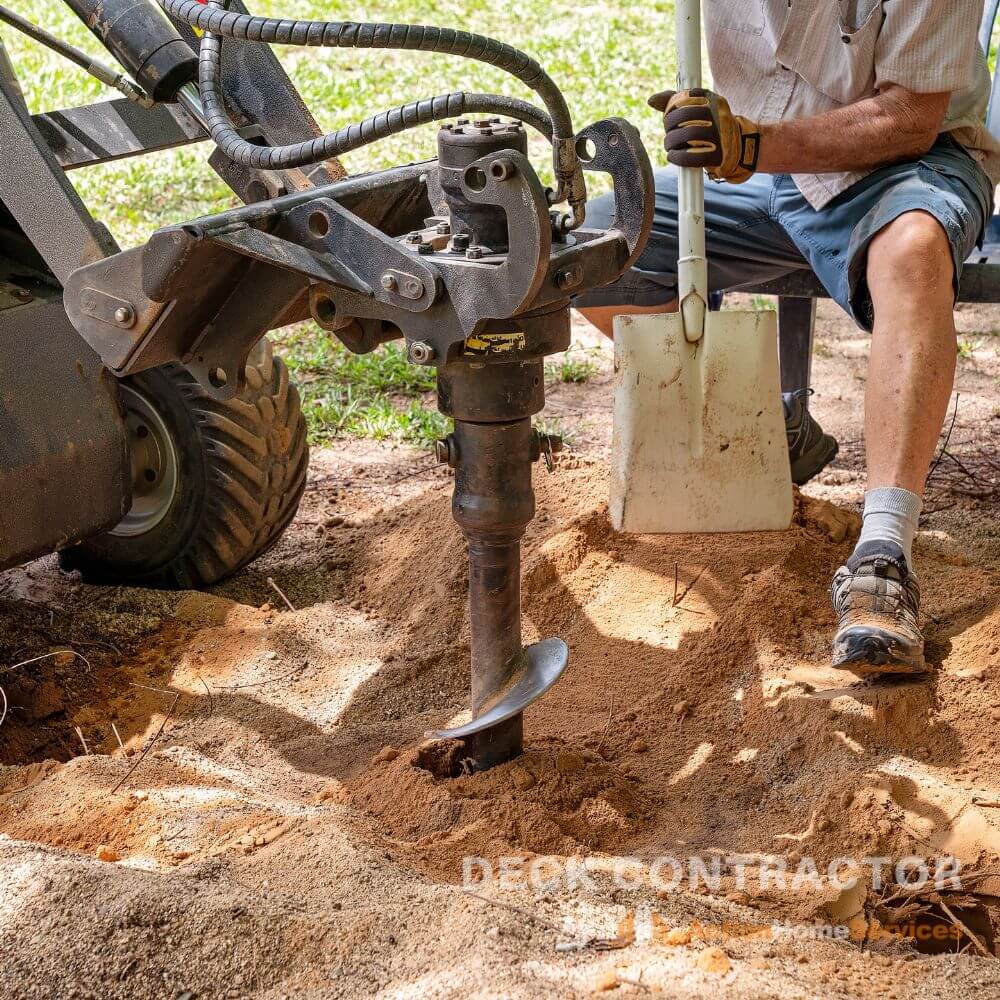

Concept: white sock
[[854, 487, 922, 568]]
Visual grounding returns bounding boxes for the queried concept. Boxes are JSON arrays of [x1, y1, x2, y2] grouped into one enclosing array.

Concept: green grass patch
[[545, 342, 602, 384], [6, 1, 676, 246], [275, 326, 449, 446]]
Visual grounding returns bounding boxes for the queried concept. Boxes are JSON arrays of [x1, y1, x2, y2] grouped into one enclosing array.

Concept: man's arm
[[756, 85, 951, 175]]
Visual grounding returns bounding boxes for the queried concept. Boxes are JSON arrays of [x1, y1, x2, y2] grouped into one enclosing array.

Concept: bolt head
[[408, 341, 436, 364], [114, 305, 135, 327], [402, 278, 424, 299], [435, 221, 451, 235], [556, 264, 584, 291], [451, 233, 471, 251], [466, 246, 485, 260], [380, 273, 398, 292]]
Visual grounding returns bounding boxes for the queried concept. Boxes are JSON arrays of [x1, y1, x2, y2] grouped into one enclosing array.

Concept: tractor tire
[[61, 338, 308, 589]]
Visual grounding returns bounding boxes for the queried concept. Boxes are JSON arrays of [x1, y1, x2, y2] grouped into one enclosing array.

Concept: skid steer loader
[[0, 0, 321, 587], [0, 0, 656, 770]]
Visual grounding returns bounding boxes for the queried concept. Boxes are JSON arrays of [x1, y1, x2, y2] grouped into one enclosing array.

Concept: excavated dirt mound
[[3, 456, 1000, 997]]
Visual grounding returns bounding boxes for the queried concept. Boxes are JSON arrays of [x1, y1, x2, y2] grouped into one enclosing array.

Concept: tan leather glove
[[649, 88, 762, 184]]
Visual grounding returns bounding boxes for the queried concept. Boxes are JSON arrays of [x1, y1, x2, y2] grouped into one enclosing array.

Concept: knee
[[868, 211, 953, 290]]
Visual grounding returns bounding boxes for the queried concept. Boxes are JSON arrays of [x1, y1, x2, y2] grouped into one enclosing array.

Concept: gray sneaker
[[831, 541, 927, 676], [784, 391, 839, 486]]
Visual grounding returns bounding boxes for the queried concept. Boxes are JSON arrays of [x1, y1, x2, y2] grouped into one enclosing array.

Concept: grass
[[545, 343, 602, 385], [4, 1, 676, 245], [957, 336, 983, 361], [3, 1, 675, 443], [275, 327, 450, 446]]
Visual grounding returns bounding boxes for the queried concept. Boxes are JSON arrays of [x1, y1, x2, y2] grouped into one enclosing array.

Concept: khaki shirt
[[705, 0, 1000, 208]]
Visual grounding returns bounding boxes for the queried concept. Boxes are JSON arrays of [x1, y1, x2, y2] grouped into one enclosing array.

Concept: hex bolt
[[402, 277, 425, 299], [555, 264, 584, 291], [434, 436, 457, 467], [408, 341, 436, 365], [114, 304, 136, 327], [380, 273, 398, 292], [436, 220, 451, 235], [466, 246, 485, 260], [417, 243, 435, 255], [451, 233, 471, 252], [404, 232, 423, 246], [533, 432, 564, 472]]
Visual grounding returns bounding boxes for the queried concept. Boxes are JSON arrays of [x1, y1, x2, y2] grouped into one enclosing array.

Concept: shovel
[[610, 0, 793, 534]]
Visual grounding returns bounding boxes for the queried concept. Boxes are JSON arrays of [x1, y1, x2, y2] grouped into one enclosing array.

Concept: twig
[[211, 667, 300, 692], [674, 567, 706, 608], [928, 394, 960, 482], [939, 899, 993, 958], [617, 974, 651, 993], [3, 650, 92, 674], [129, 682, 177, 697], [111, 722, 125, 751], [75, 726, 90, 755], [110, 692, 179, 794], [195, 674, 214, 718], [266, 577, 297, 612], [0, 685, 7, 730]]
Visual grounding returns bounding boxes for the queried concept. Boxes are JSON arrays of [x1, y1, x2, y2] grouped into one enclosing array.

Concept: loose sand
[[3, 304, 1000, 997]]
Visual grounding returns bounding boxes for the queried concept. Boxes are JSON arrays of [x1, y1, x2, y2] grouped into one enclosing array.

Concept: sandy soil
[[4, 301, 1000, 998]]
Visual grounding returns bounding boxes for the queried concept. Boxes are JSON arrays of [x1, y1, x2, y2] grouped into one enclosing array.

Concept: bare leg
[[830, 211, 956, 676], [577, 300, 678, 339], [865, 211, 957, 495]]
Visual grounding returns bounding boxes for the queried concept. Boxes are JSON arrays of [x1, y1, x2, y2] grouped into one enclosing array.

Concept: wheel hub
[[110, 384, 180, 538]]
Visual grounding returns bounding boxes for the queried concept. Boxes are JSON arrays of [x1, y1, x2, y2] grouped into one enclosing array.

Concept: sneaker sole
[[791, 434, 839, 488], [832, 631, 928, 677]]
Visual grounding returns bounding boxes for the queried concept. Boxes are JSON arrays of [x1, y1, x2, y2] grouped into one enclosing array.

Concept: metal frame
[[0, 6, 339, 572], [739, 2, 1000, 399]]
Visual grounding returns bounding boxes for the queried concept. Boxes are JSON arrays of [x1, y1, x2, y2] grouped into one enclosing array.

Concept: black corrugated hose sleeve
[[198, 32, 552, 169], [160, 0, 585, 223]]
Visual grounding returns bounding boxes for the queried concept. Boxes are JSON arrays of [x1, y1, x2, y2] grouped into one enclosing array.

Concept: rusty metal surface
[[0, 287, 130, 572]]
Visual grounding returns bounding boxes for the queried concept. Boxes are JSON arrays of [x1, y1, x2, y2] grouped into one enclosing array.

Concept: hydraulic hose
[[158, 0, 586, 227], [202, 34, 553, 160]]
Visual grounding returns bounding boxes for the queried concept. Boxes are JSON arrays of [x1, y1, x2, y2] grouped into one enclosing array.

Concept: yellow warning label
[[463, 331, 527, 356]]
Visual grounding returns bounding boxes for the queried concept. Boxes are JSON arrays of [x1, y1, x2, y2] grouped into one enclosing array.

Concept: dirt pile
[[3, 455, 1000, 996]]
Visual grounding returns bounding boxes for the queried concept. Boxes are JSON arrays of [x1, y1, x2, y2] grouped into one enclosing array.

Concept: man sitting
[[577, 1, 999, 676]]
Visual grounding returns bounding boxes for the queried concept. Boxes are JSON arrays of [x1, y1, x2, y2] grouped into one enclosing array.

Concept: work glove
[[648, 88, 762, 184]]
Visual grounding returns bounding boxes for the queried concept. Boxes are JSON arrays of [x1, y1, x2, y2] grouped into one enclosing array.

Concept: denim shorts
[[576, 134, 994, 331]]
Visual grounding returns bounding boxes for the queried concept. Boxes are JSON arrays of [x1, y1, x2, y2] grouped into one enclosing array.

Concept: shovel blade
[[611, 310, 793, 534]]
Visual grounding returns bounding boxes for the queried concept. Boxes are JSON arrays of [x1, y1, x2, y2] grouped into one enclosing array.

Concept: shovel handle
[[675, 0, 708, 342]]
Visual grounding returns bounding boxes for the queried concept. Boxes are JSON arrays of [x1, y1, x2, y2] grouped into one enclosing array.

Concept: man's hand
[[649, 88, 762, 184]]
